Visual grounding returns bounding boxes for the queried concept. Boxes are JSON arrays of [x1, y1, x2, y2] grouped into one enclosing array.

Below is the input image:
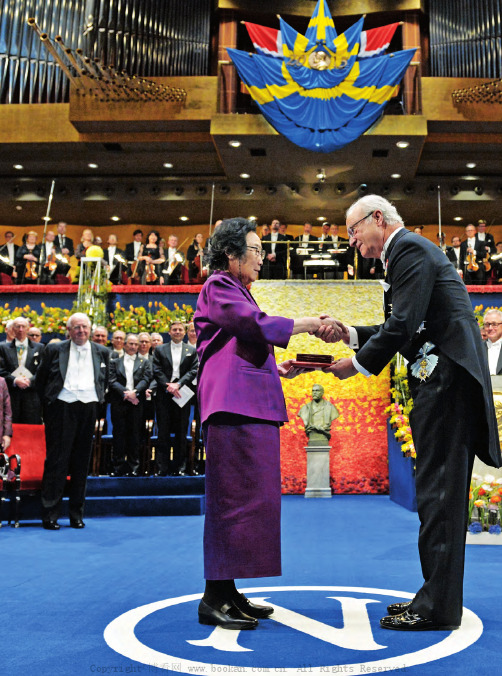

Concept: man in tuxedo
[[318, 194, 501, 631], [56, 221, 74, 257], [446, 235, 463, 276], [152, 321, 198, 476], [261, 218, 288, 279], [291, 222, 318, 278], [483, 310, 502, 375], [91, 326, 109, 348], [110, 330, 125, 358], [125, 229, 143, 282], [39, 230, 67, 284], [36, 312, 109, 529], [460, 223, 487, 284], [0, 316, 44, 423], [109, 333, 152, 476], [0, 230, 18, 282], [162, 235, 183, 284], [103, 234, 126, 284], [476, 219, 496, 255]]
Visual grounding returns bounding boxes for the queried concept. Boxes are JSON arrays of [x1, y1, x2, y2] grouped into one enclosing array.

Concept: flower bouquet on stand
[[468, 473, 502, 538]]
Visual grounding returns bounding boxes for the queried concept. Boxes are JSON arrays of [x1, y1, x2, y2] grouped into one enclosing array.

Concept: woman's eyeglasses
[[247, 246, 266, 261]]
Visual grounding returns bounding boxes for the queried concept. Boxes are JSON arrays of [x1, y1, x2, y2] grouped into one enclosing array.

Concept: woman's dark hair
[[206, 218, 257, 271], [146, 230, 160, 244]]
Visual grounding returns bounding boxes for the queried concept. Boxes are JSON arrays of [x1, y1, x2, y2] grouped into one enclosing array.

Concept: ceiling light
[[179, 216, 189, 221], [391, 173, 401, 179], [396, 141, 409, 148], [466, 162, 476, 169], [228, 140, 241, 148], [462, 175, 479, 181], [13, 164, 23, 170], [15, 205, 22, 211], [317, 216, 326, 221], [248, 216, 257, 221], [163, 162, 173, 168], [316, 169, 326, 182], [111, 216, 120, 221], [453, 216, 463, 221], [88, 163, 98, 169], [240, 173, 250, 179]]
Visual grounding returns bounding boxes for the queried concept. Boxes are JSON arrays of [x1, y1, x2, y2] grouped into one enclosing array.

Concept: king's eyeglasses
[[484, 322, 502, 328], [247, 246, 266, 260], [347, 211, 374, 239]]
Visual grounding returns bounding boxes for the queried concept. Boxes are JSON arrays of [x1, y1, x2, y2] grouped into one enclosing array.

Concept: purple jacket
[[194, 271, 294, 424]]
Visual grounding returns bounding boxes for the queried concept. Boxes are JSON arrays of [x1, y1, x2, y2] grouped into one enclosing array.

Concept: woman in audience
[[75, 229, 95, 259]]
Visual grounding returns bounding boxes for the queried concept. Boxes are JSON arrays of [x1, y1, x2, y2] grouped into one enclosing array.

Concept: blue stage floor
[[3, 495, 501, 676]]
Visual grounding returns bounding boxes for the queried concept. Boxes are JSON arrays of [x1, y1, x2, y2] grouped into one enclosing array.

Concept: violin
[[24, 261, 38, 280], [44, 250, 58, 273], [466, 250, 479, 272], [483, 250, 491, 272], [145, 262, 158, 283], [128, 245, 143, 284]]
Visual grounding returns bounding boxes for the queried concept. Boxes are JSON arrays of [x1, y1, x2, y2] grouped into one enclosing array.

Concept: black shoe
[[380, 609, 459, 631], [69, 519, 85, 529], [232, 592, 274, 619], [386, 600, 412, 616], [42, 520, 60, 530], [198, 599, 258, 630]]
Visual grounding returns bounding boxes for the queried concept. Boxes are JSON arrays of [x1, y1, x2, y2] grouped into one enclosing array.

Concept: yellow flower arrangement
[[468, 473, 502, 534], [108, 301, 194, 333]]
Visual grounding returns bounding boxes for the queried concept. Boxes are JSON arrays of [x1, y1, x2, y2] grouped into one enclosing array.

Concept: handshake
[[278, 315, 359, 381]]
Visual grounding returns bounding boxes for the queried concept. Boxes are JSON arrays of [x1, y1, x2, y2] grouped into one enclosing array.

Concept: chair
[[0, 452, 21, 526]]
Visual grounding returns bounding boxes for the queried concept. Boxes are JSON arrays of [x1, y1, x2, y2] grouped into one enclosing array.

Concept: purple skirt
[[203, 413, 281, 580]]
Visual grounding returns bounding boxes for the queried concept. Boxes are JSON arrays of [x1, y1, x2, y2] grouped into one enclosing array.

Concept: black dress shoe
[[69, 519, 85, 529], [42, 520, 60, 531], [386, 600, 412, 616], [198, 599, 258, 630], [232, 593, 274, 619], [380, 609, 459, 631]]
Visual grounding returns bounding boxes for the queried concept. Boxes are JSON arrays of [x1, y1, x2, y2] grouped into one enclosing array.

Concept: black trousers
[[41, 399, 98, 521], [10, 386, 42, 424], [408, 352, 483, 625], [155, 393, 190, 473], [110, 398, 144, 473]]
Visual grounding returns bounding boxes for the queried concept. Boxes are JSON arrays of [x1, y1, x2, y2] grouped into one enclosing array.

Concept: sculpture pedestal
[[304, 439, 332, 498]]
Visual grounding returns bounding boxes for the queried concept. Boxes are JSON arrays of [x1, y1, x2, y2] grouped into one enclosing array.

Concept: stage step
[[2, 475, 206, 524]]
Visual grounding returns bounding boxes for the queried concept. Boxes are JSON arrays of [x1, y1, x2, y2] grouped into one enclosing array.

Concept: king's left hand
[[323, 357, 358, 380]]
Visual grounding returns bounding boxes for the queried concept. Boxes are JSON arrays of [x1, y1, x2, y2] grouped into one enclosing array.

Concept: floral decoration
[[251, 280, 390, 495], [468, 473, 502, 534], [108, 301, 194, 333], [385, 356, 416, 459]]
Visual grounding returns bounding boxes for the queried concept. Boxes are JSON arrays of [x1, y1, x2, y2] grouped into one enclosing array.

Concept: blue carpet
[[3, 495, 501, 675]]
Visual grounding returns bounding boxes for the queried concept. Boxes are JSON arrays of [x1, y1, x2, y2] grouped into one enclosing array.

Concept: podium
[[304, 438, 332, 498]]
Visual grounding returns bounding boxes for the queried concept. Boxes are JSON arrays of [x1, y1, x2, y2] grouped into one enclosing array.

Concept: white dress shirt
[[15, 338, 29, 368], [170, 342, 183, 381], [58, 341, 98, 403], [133, 241, 142, 259], [108, 245, 116, 271], [270, 231, 278, 254], [6, 242, 15, 265], [487, 338, 502, 376], [124, 353, 136, 391]]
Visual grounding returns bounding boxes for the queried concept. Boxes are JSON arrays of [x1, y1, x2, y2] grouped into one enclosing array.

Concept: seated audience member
[[484, 310, 502, 375], [187, 234, 205, 282], [36, 313, 109, 530], [56, 221, 74, 257], [92, 326, 109, 348], [75, 229, 95, 259], [27, 326, 42, 343], [153, 321, 198, 476], [109, 333, 152, 476], [151, 333, 163, 349], [162, 235, 182, 284], [0, 375, 12, 452], [0, 230, 18, 282], [0, 316, 45, 424], [103, 234, 126, 284], [16, 231, 41, 284], [111, 330, 126, 358]]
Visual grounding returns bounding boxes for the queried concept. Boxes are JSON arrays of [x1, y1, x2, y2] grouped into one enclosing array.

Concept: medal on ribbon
[[410, 341, 438, 381]]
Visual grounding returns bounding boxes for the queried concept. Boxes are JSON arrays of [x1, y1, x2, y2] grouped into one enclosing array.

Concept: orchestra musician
[[75, 229, 94, 259], [137, 230, 165, 285], [56, 221, 74, 257], [39, 231, 69, 284], [0, 231, 18, 283], [125, 229, 143, 283], [162, 235, 183, 285], [16, 231, 41, 284], [103, 234, 126, 285], [187, 233, 205, 283]]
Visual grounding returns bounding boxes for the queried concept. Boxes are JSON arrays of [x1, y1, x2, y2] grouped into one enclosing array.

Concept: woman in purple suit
[[194, 217, 329, 630]]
